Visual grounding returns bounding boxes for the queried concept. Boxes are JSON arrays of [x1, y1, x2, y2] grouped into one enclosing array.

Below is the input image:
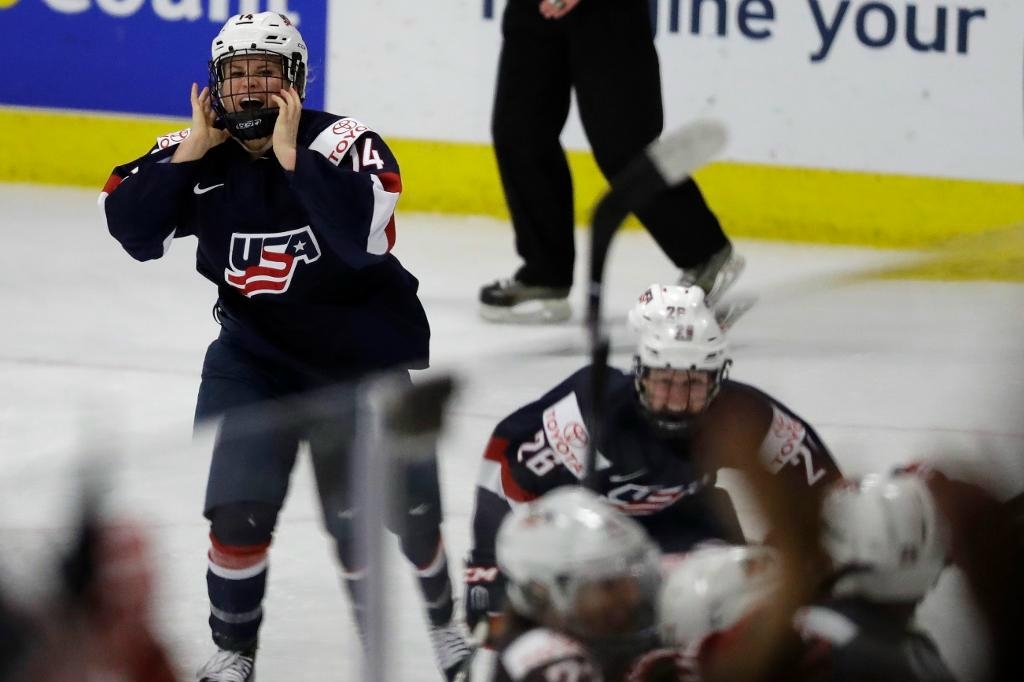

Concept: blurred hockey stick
[[53, 430, 118, 604], [348, 373, 458, 682], [59, 462, 109, 607], [584, 119, 729, 487]]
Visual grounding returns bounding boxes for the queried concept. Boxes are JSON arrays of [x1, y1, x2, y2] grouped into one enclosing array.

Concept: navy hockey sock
[[339, 564, 369, 640], [206, 534, 269, 650], [401, 532, 455, 626]]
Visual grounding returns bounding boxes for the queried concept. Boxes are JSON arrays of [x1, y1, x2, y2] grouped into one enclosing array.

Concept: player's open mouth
[[239, 97, 264, 110]]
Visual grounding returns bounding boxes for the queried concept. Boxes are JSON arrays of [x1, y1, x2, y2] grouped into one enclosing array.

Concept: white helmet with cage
[[496, 486, 662, 642], [208, 12, 308, 140], [627, 284, 731, 431], [658, 544, 780, 648], [821, 472, 949, 602]]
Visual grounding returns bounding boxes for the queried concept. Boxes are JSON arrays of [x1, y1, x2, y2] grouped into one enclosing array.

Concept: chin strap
[[220, 108, 280, 141], [230, 136, 274, 157]]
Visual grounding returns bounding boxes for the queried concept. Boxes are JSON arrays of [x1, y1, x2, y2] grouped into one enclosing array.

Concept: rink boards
[[1, 0, 1022, 276], [2, 106, 1020, 281]]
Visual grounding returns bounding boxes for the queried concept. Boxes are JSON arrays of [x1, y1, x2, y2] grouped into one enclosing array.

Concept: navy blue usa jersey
[[464, 366, 841, 631], [100, 111, 429, 376], [467, 364, 841, 566]]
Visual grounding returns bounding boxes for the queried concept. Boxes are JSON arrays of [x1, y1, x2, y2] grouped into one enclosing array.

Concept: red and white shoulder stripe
[[309, 117, 400, 255], [96, 127, 188, 208], [477, 436, 537, 510]]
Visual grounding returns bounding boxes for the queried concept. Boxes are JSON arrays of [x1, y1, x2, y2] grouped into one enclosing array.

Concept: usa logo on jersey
[[225, 227, 321, 297]]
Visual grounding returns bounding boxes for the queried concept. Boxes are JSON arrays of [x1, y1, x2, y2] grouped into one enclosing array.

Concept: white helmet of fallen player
[[628, 284, 731, 433], [496, 486, 662, 646], [658, 544, 780, 650], [821, 472, 949, 602], [209, 12, 308, 141]]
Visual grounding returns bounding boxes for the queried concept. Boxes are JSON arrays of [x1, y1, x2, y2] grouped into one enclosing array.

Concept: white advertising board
[[328, 0, 1023, 183]]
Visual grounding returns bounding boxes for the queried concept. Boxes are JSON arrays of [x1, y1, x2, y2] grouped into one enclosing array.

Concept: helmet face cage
[[208, 49, 305, 141], [633, 359, 731, 433], [509, 546, 661, 644], [628, 284, 731, 433], [498, 488, 662, 639], [563, 549, 661, 642]]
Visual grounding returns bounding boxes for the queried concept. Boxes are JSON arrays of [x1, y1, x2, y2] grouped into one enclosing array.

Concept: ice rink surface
[[1, 183, 1022, 681]]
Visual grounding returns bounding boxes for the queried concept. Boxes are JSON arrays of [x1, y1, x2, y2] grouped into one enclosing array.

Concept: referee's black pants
[[492, 0, 728, 288]]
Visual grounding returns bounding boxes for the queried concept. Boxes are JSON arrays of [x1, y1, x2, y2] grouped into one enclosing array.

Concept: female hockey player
[[100, 12, 468, 681], [480, 486, 663, 682], [464, 284, 843, 635], [644, 471, 956, 682]]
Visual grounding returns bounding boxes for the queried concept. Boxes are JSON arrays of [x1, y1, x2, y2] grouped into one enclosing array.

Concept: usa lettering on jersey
[[224, 226, 321, 297], [606, 477, 709, 516]]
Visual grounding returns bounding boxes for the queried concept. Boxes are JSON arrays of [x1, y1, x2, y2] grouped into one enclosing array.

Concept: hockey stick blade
[[647, 119, 729, 190], [713, 294, 758, 332], [590, 118, 729, 300], [382, 373, 457, 437]]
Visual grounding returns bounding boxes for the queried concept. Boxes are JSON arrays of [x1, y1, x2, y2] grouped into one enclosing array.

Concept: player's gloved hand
[[464, 552, 505, 633], [271, 86, 302, 171], [172, 83, 229, 163]]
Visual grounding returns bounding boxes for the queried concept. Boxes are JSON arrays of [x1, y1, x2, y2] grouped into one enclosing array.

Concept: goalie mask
[[209, 12, 308, 141], [821, 472, 949, 603], [628, 285, 731, 434], [496, 487, 661, 649]]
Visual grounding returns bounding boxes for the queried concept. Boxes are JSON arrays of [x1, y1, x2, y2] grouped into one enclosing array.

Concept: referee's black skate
[[479, 278, 571, 324], [196, 645, 256, 682], [678, 242, 745, 306]]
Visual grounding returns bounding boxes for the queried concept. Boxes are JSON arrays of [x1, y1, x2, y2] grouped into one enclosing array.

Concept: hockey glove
[[464, 553, 505, 632]]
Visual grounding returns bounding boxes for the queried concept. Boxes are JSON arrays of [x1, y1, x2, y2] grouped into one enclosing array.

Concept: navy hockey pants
[[195, 330, 443, 542]]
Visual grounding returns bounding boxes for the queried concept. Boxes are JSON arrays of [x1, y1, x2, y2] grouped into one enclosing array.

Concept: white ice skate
[[428, 620, 473, 681], [196, 647, 256, 682], [679, 243, 746, 306], [712, 294, 758, 331]]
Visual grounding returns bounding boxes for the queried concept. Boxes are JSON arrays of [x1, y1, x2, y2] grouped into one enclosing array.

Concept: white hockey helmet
[[627, 285, 731, 430], [496, 486, 662, 641], [208, 12, 308, 140], [821, 472, 949, 602], [658, 544, 780, 649]]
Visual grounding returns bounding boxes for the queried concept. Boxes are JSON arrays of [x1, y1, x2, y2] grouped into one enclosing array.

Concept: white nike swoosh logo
[[609, 469, 647, 483], [193, 182, 225, 195], [409, 504, 431, 516]]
